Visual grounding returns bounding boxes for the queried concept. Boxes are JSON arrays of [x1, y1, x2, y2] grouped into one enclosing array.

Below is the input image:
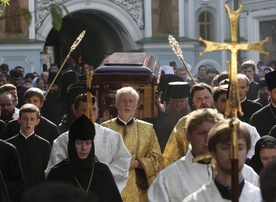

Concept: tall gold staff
[[168, 35, 197, 84], [45, 30, 86, 98], [85, 69, 94, 123]]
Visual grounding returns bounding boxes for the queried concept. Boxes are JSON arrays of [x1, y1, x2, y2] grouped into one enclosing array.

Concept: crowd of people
[[0, 59, 276, 202]]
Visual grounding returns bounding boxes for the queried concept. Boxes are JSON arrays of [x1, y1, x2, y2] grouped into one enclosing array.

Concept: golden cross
[[199, 4, 269, 117], [198, 4, 269, 202]]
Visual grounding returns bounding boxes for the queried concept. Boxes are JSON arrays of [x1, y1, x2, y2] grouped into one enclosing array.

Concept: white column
[[187, 0, 195, 37], [29, 0, 35, 39], [45, 46, 55, 64], [247, 11, 261, 62], [179, 0, 185, 37], [144, 0, 152, 37], [220, 0, 227, 71]]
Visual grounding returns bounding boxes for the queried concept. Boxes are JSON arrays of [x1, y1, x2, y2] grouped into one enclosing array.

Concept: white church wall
[[0, 44, 43, 73]]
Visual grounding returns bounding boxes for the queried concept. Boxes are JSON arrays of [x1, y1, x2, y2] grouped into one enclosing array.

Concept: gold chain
[[71, 165, 94, 193]]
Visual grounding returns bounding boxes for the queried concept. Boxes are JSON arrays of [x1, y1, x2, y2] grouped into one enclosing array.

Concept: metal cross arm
[[198, 37, 270, 57], [198, 4, 269, 57]]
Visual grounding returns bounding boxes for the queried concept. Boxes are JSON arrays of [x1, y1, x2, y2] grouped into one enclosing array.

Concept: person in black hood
[[47, 115, 122, 202], [249, 135, 276, 174]]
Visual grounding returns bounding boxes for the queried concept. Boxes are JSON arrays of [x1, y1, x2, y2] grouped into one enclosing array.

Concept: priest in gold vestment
[[163, 83, 214, 167], [101, 86, 164, 202]]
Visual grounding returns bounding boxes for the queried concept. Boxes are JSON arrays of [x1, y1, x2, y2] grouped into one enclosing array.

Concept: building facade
[[0, 0, 275, 75]]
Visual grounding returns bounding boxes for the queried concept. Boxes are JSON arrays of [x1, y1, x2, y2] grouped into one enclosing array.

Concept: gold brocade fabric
[[101, 118, 164, 202], [163, 115, 189, 167]]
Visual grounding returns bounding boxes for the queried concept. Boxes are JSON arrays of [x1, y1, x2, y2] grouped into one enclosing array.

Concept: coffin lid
[[93, 52, 161, 84]]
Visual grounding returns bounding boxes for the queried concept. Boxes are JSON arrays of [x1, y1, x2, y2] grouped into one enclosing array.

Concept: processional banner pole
[[85, 69, 95, 123], [168, 35, 197, 85], [198, 4, 269, 202], [45, 30, 86, 98]]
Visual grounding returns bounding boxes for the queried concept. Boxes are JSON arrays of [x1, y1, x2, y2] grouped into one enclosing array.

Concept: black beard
[[1, 109, 14, 121], [166, 105, 191, 117], [164, 106, 191, 129]]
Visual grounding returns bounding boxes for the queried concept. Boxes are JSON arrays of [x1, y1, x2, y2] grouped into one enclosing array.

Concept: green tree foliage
[[50, 4, 70, 31], [0, 0, 9, 16], [20, 8, 31, 25], [0, 1, 69, 31]]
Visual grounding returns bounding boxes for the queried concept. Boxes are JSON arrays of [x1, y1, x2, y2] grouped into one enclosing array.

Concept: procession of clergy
[[1, 59, 276, 202]]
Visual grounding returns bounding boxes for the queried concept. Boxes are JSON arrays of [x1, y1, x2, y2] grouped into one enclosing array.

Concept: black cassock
[[239, 99, 262, 123], [6, 134, 51, 190], [47, 159, 122, 202], [250, 103, 276, 136], [2, 116, 59, 145], [0, 140, 24, 202]]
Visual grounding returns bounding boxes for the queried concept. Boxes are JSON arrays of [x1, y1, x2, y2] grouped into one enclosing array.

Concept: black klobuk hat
[[265, 71, 276, 91], [167, 81, 190, 99]]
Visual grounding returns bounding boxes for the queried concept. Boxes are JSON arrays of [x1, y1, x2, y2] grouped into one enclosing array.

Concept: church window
[[198, 10, 215, 41]]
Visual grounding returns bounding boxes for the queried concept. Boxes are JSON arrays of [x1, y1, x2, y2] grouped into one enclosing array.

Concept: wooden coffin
[[93, 52, 161, 119]]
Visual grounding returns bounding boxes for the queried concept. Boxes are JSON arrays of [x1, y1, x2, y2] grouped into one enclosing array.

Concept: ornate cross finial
[[168, 35, 197, 84], [45, 30, 86, 98]]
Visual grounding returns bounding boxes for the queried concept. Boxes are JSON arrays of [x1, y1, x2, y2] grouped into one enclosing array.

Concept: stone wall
[[152, 0, 179, 36], [0, 0, 29, 39]]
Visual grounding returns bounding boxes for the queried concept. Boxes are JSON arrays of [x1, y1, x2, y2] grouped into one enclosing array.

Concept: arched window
[[198, 10, 215, 41]]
